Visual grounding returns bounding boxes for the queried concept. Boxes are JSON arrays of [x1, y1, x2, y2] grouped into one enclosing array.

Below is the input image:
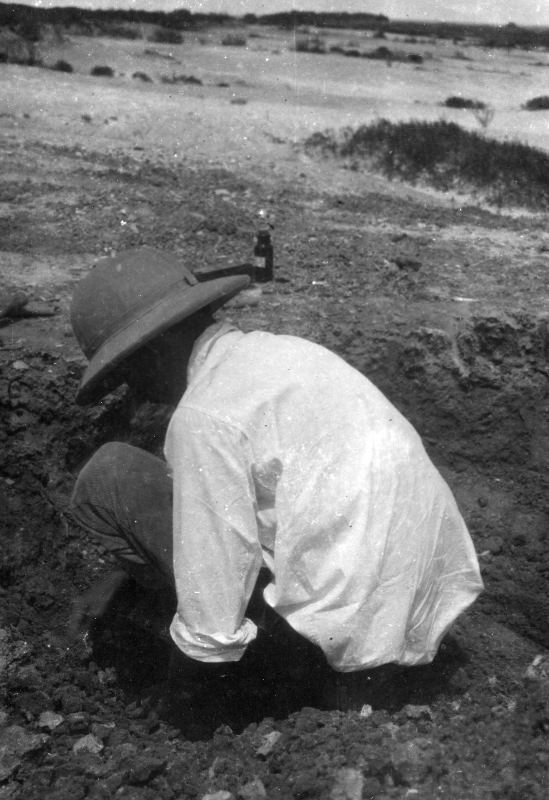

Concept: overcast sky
[[25, 1, 549, 27]]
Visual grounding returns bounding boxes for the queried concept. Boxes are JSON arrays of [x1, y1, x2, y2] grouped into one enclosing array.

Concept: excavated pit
[[2, 301, 549, 798], [2, 307, 549, 661]]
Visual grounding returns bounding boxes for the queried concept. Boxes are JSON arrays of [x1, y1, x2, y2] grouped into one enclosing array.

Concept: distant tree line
[[0, 3, 194, 30], [1, 2, 548, 51], [384, 20, 549, 49], [252, 11, 389, 30], [252, 11, 549, 49], [374, 19, 549, 50]]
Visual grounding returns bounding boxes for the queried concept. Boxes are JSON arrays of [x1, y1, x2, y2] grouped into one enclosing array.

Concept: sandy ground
[[4, 27, 549, 174], [1, 25, 549, 800]]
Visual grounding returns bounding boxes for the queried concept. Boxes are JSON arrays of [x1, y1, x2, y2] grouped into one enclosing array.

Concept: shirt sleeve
[[164, 406, 263, 663]]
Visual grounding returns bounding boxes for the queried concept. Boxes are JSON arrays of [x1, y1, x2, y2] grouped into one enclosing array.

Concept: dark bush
[[148, 28, 183, 45], [364, 46, 393, 60], [294, 36, 326, 54], [304, 119, 549, 210], [160, 73, 202, 85], [408, 53, 423, 64], [90, 65, 114, 77], [524, 96, 549, 111], [221, 33, 247, 47], [444, 96, 486, 109], [51, 59, 73, 73], [132, 71, 152, 82]]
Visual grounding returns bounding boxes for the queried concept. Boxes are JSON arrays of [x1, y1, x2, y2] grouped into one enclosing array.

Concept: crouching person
[[67, 247, 484, 717]]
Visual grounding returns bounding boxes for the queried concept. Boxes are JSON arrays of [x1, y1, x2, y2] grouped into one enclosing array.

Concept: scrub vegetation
[[305, 120, 549, 210], [523, 95, 549, 111], [443, 96, 487, 110], [90, 64, 114, 77], [51, 58, 73, 73]]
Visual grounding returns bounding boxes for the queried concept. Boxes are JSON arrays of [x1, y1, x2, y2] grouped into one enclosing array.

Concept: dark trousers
[[69, 441, 270, 624], [69, 442, 175, 591]]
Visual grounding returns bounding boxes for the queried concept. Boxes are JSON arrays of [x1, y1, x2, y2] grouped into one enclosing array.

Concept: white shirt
[[165, 323, 483, 671]]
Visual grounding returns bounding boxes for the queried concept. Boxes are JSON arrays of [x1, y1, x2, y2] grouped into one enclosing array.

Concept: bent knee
[[71, 442, 138, 506], [87, 442, 140, 473]]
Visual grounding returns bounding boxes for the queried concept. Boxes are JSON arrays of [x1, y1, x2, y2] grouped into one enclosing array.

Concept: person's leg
[[69, 441, 174, 590]]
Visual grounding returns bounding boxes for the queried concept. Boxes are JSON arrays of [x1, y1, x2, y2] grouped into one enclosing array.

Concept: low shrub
[[364, 46, 393, 60], [221, 33, 247, 47], [52, 59, 73, 73], [160, 73, 202, 85], [444, 96, 486, 110], [294, 36, 326, 54], [149, 28, 183, 45], [104, 25, 140, 40], [90, 65, 114, 77], [132, 71, 152, 82], [524, 95, 549, 110], [304, 119, 549, 210]]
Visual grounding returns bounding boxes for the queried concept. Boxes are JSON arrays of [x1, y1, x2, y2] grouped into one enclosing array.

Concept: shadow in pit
[[89, 581, 472, 740], [89, 582, 330, 738]]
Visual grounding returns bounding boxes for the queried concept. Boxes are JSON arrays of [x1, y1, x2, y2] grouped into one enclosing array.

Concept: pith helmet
[[71, 246, 249, 405]]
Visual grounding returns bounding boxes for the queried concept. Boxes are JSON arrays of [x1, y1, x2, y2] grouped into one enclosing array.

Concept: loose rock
[[37, 711, 64, 731], [238, 778, 267, 799], [72, 733, 103, 754], [255, 730, 282, 757], [330, 767, 364, 800]]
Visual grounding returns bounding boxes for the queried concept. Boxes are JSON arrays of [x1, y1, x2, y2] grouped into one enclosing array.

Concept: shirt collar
[[187, 321, 241, 385]]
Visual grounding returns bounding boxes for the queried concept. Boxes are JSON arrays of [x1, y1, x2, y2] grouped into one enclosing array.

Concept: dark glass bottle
[[253, 227, 274, 283]]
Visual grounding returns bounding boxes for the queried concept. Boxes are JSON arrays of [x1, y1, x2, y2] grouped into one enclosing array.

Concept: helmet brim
[[75, 273, 249, 405]]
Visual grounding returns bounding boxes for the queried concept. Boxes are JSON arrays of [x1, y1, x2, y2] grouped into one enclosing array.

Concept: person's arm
[[165, 407, 263, 663]]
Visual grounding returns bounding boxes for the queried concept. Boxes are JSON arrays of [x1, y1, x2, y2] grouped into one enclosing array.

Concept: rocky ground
[[2, 35, 549, 799]]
